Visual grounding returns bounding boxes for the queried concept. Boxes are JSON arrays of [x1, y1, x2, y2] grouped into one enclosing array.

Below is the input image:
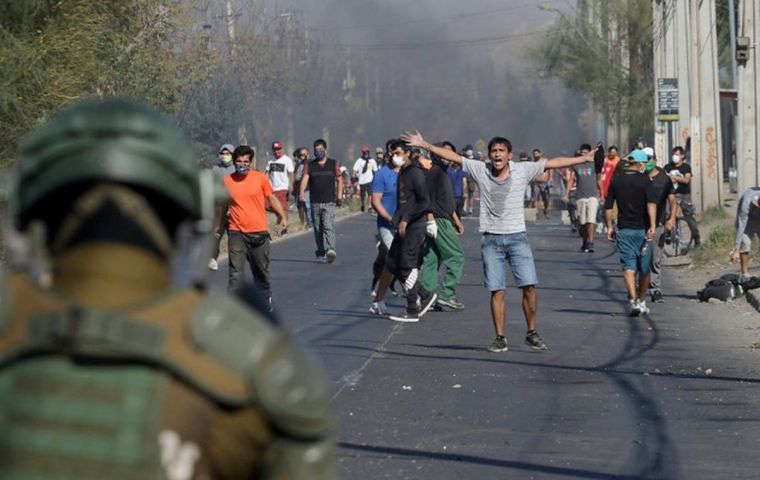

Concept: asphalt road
[[212, 212, 760, 480]]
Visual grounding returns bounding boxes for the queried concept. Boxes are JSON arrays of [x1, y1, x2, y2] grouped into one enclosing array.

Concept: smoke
[[259, 0, 589, 158]]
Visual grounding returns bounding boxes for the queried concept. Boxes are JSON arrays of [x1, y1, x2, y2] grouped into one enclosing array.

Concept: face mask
[[235, 164, 250, 175], [671, 154, 680, 163], [315, 150, 326, 159], [220, 154, 232, 165], [392, 155, 404, 167], [645, 160, 656, 173]]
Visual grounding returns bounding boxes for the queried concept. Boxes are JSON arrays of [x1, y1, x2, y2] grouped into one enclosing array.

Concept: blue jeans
[[616, 228, 652, 273], [480, 232, 538, 291], [311, 202, 336, 257]]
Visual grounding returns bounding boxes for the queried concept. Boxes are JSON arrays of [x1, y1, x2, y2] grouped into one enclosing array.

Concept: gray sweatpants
[[649, 225, 665, 294], [228, 230, 271, 296], [311, 202, 336, 257]]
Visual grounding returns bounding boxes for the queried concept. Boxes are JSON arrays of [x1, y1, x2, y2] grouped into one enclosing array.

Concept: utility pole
[[737, 0, 759, 193], [688, 1, 703, 210]]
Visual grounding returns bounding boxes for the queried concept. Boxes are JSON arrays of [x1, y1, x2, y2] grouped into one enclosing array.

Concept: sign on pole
[[657, 78, 680, 122]]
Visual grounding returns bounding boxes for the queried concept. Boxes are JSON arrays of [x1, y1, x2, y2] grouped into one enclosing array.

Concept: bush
[[692, 225, 735, 267]]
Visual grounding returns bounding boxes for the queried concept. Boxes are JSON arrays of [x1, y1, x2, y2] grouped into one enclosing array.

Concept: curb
[[746, 289, 760, 313]]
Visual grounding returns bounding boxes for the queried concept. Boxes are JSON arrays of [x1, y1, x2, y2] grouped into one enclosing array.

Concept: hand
[[454, 219, 465, 235], [731, 249, 741, 264], [426, 220, 438, 239], [646, 227, 655, 241], [279, 219, 288, 235], [214, 232, 222, 239], [607, 227, 616, 242], [562, 195, 569, 204], [398, 221, 408, 238], [299, 192, 305, 202], [665, 218, 675, 232], [400, 130, 425, 148], [336, 196, 343, 207]]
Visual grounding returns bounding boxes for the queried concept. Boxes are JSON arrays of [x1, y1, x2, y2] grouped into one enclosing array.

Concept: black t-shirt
[[393, 161, 430, 227], [605, 170, 651, 230], [664, 162, 692, 195], [306, 158, 339, 204], [425, 163, 456, 222], [647, 168, 675, 226]]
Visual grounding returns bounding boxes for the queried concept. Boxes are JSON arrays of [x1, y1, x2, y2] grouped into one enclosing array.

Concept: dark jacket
[[392, 159, 430, 227]]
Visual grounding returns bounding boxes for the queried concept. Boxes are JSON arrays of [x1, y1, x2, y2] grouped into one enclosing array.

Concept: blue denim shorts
[[616, 228, 652, 273], [481, 232, 538, 290]]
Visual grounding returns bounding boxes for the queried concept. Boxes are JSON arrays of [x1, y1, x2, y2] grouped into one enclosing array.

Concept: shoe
[[436, 298, 465, 310], [586, 243, 595, 253], [369, 300, 389, 315], [637, 299, 650, 315], [389, 285, 399, 297], [370, 289, 377, 298], [629, 299, 641, 317], [325, 250, 337, 264], [487, 335, 508, 352], [317, 255, 326, 263], [417, 291, 438, 318], [208, 258, 219, 271], [650, 290, 664, 303], [404, 268, 419, 292], [389, 308, 420, 323], [525, 330, 547, 350], [580, 243, 589, 253]]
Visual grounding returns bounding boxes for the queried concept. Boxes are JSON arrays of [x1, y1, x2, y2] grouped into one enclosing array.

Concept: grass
[[692, 224, 735, 268], [700, 205, 729, 223]]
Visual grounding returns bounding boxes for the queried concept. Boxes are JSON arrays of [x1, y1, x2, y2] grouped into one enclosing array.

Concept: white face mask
[[392, 155, 404, 167], [671, 154, 680, 163]]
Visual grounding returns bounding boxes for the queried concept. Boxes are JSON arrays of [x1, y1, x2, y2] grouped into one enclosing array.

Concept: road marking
[[331, 323, 403, 402]]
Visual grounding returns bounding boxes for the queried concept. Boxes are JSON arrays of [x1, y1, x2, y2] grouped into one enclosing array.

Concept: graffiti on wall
[[705, 127, 718, 180]]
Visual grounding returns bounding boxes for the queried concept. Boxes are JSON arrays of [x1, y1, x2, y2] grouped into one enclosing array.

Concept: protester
[[730, 187, 760, 279], [462, 144, 477, 215], [604, 150, 657, 316], [209, 143, 235, 271], [646, 158, 677, 303], [265, 141, 294, 234], [375, 146, 387, 166], [564, 150, 581, 234], [386, 141, 438, 322], [0, 98, 337, 478], [299, 138, 343, 263], [446, 150, 467, 219], [353, 145, 378, 212], [369, 140, 403, 315], [294, 147, 313, 229], [566, 144, 598, 252], [225, 145, 287, 308], [665, 146, 701, 247], [402, 130, 594, 352], [422, 141, 466, 311], [530, 148, 551, 218]]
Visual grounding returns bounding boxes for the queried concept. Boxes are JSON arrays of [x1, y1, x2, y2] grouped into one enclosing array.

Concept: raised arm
[[545, 151, 594, 170], [401, 131, 463, 165]]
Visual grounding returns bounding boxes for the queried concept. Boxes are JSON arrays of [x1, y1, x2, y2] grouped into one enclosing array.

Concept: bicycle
[[662, 206, 693, 257]]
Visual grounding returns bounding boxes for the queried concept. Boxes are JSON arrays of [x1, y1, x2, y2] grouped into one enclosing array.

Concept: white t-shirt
[[266, 155, 295, 191], [352, 158, 378, 185], [463, 158, 546, 234]]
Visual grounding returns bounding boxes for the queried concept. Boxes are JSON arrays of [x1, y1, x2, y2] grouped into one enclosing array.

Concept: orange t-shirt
[[224, 171, 274, 233]]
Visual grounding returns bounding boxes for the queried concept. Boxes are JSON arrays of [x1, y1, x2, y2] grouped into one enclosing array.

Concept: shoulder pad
[[190, 292, 333, 440], [0, 269, 10, 334]]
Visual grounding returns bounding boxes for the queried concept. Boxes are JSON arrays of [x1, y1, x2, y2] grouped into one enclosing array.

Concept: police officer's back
[[0, 99, 337, 479]]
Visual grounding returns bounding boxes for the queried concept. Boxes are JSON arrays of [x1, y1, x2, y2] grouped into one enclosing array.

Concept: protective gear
[[426, 219, 438, 239], [314, 150, 326, 159], [392, 155, 404, 167], [235, 163, 251, 175], [671, 154, 680, 163], [220, 153, 233, 165], [645, 159, 657, 173], [13, 98, 211, 232]]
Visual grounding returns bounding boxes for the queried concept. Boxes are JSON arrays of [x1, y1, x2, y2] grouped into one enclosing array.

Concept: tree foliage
[[534, 0, 654, 145]]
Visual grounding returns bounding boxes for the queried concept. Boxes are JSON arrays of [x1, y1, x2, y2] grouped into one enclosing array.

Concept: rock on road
[[210, 212, 760, 480]]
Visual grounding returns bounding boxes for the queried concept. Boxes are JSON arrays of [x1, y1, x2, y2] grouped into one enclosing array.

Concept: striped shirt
[[463, 158, 546, 234]]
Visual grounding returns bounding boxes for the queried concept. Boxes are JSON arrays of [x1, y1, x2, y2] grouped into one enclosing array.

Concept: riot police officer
[[0, 98, 338, 479]]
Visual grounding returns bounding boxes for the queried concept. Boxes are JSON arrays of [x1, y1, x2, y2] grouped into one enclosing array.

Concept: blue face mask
[[235, 164, 250, 175], [314, 150, 326, 159]]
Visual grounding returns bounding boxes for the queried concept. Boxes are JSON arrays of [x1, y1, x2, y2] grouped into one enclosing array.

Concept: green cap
[[13, 98, 209, 230]]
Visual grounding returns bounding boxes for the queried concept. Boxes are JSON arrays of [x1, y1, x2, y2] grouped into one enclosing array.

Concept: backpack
[[697, 278, 735, 302]]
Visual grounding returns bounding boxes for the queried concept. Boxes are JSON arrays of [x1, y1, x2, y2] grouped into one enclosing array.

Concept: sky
[[251, 0, 593, 156]]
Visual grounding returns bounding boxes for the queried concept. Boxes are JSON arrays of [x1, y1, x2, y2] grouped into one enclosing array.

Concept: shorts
[[739, 227, 760, 253], [481, 232, 538, 290], [616, 228, 652, 273], [577, 196, 599, 225]]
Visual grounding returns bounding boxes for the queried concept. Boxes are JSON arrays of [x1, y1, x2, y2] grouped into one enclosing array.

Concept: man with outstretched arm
[[401, 130, 594, 352]]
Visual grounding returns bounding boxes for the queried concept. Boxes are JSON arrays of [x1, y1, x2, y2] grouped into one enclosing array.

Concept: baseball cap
[[627, 149, 648, 162], [643, 147, 654, 159], [219, 143, 235, 154], [272, 141, 284, 150], [361, 145, 370, 153]]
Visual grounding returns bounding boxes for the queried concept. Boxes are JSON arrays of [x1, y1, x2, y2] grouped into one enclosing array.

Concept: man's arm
[[371, 192, 391, 223], [734, 194, 750, 250], [336, 172, 344, 204], [565, 170, 576, 200], [544, 153, 594, 170], [299, 173, 309, 202], [647, 202, 657, 235], [268, 193, 288, 232], [401, 131, 463, 165], [665, 193, 677, 231]]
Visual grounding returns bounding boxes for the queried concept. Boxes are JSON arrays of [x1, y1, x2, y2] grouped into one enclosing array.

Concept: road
[[212, 212, 760, 480]]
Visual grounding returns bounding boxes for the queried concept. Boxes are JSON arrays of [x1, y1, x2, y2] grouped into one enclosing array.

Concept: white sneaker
[[208, 258, 219, 271], [637, 299, 650, 315], [326, 249, 337, 264], [369, 300, 388, 315], [629, 299, 641, 317], [317, 256, 326, 263]]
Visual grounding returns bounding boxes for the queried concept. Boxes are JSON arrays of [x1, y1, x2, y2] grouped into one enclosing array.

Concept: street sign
[[657, 78, 679, 122]]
